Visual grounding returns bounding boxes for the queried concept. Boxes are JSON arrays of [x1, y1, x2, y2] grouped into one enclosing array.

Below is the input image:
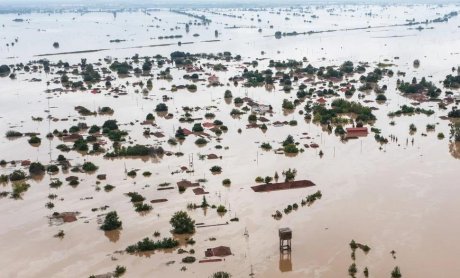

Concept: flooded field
[[1, 3, 460, 278]]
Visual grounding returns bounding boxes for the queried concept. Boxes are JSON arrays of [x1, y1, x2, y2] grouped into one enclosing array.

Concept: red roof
[[182, 128, 193, 136], [317, 97, 327, 104], [202, 122, 215, 128], [346, 127, 368, 133]]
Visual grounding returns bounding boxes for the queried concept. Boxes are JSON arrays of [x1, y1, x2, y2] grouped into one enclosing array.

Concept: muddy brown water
[[1, 4, 460, 278]]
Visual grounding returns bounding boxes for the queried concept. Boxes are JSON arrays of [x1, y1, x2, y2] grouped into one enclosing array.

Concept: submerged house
[[251, 104, 272, 114], [346, 127, 368, 138], [208, 75, 220, 85], [205, 246, 232, 257], [316, 97, 327, 105]]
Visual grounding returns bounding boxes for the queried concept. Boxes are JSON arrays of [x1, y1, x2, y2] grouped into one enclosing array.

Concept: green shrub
[[114, 265, 126, 277], [0, 174, 9, 183], [100, 211, 122, 231], [104, 184, 115, 192], [391, 266, 402, 278], [192, 123, 204, 132], [47, 164, 59, 173], [73, 138, 88, 152], [234, 97, 243, 104], [134, 203, 152, 212], [11, 183, 30, 199], [376, 94, 387, 101], [283, 144, 299, 154], [69, 180, 79, 186], [210, 166, 222, 173], [348, 263, 357, 276], [282, 99, 295, 110], [195, 138, 208, 145], [283, 168, 297, 182], [146, 113, 155, 121], [182, 256, 196, 263], [126, 192, 145, 202], [5, 130, 23, 138], [88, 125, 100, 134], [29, 162, 45, 175], [216, 205, 227, 213], [211, 272, 231, 278], [155, 103, 168, 112], [82, 162, 98, 172], [57, 144, 71, 152], [261, 142, 272, 150], [222, 179, 231, 186], [102, 120, 118, 131], [224, 90, 232, 98], [9, 170, 26, 181], [28, 135, 41, 144], [127, 170, 137, 177]]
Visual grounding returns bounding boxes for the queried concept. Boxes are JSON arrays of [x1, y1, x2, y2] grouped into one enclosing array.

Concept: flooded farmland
[[1, 2, 460, 278]]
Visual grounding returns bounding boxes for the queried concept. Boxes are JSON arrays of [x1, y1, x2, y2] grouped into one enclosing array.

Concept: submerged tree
[[170, 211, 195, 234], [100, 211, 122, 231], [391, 266, 402, 278]]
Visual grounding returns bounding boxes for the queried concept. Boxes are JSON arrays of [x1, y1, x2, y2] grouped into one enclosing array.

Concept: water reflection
[[104, 229, 120, 243], [449, 142, 460, 159], [279, 250, 292, 272]]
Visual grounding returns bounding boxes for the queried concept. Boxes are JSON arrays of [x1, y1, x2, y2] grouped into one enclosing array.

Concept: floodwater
[[1, 3, 460, 278]]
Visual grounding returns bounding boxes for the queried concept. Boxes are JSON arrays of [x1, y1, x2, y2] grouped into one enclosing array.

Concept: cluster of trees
[[448, 108, 460, 118], [388, 105, 434, 117], [9, 170, 26, 181], [398, 77, 441, 98], [269, 59, 302, 68], [125, 237, 179, 253], [105, 144, 154, 157], [283, 168, 297, 182], [443, 74, 460, 88], [5, 130, 22, 138], [318, 67, 343, 79], [312, 99, 376, 125], [360, 68, 386, 84], [282, 99, 295, 110], [297, 64, 318, 75], [241, 70, 266, 87], [81, 64, 100, 82], [170, 51, 193, 66], [282, 135, 299, 154], [110, 61, 132, 75]]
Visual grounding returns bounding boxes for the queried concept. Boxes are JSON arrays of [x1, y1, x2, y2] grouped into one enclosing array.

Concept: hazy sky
[[0, 0, 457, 8], [0, 0, 456, 3]]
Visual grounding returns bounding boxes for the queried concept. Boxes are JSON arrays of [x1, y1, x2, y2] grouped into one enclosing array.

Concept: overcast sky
[[0, 0, 456, 7]]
